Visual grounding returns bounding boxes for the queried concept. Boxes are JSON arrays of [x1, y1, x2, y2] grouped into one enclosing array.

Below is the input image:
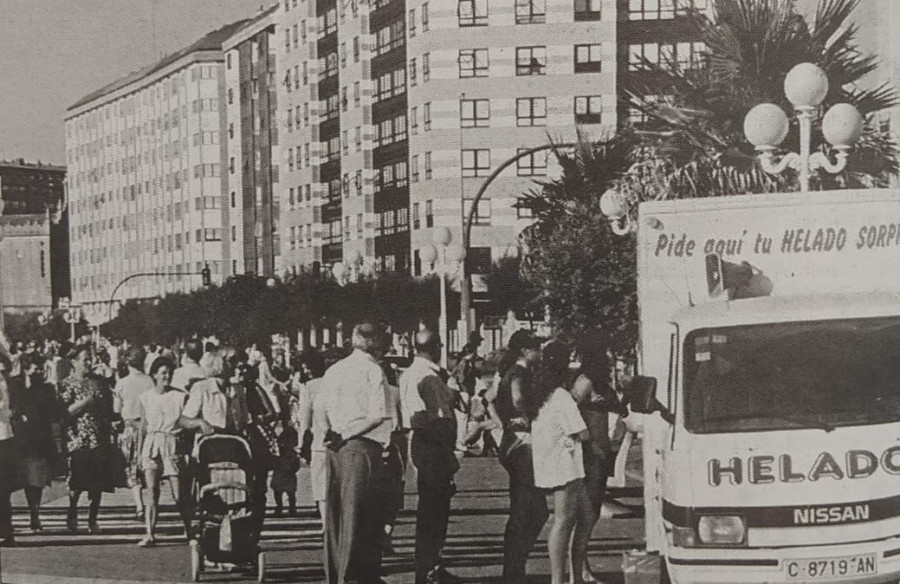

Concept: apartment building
[[277, 0, 618, 277], [65, 20, 249, 315], [223, 6, 282, 278]]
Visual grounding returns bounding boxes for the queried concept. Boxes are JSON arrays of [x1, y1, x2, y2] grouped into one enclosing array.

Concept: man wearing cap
[[400, 329, 461, 584], [320, 322, 393, 584]]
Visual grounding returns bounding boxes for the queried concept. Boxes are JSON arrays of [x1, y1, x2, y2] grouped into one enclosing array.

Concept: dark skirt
[[68, 446, 116, 493], [0, 438, 21, 493]]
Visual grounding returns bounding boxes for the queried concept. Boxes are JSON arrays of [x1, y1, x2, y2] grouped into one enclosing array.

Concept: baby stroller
[[189, 434, 267, 582]]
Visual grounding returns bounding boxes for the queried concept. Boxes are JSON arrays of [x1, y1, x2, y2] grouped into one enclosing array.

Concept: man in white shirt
[[400, 330, 460, 584], [113, 346, 155, 520], [321, 322, 392, 584], [171, 340, 206, 393]]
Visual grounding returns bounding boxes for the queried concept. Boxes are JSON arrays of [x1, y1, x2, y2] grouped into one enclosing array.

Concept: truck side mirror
[[630, 375, 675, 424]]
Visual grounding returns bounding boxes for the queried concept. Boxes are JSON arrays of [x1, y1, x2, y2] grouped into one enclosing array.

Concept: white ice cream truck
[[629, 188, 900, 583]]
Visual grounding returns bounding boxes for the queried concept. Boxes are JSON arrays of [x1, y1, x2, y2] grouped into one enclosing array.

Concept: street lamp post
[[421, 227, 465, 368], [743, 63, 864, 192]]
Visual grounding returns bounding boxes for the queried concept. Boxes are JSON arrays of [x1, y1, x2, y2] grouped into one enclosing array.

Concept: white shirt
[[114, 369, 155, 420], [531, 387, 587, 489], [320, 349, 391, 447], [171, 358, 206, 392], [140, 388, 187, 434], [399, 356, 455, 430], [183, 377, 247, 432]]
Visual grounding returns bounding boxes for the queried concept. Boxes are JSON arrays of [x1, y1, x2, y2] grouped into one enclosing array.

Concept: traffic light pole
[[106, 264, 211, 326]]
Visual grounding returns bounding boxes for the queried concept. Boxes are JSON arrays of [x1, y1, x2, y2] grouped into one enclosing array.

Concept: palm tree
[[626, 0, 898, 199]]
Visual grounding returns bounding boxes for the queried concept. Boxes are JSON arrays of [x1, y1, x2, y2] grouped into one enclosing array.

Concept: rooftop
[[68, 18, 252, 112], [0, 159, 66, 173]]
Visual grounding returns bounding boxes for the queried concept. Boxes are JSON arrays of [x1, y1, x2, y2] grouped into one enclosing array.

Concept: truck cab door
[[643, 326, 679, 553]]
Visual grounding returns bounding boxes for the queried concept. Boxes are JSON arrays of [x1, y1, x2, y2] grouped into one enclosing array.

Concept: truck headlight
[[697, 515, 746, 545]]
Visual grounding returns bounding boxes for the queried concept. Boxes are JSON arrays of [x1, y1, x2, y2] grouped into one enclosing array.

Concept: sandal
[[137, 536, 156, 547]]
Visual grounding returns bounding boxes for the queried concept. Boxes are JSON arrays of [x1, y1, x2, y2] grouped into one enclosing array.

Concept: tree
[[627, 0, 898, 201], [483, 255, 541, 318], [517, 131, 639, 355]]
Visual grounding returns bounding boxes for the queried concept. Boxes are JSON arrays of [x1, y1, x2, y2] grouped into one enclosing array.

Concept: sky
[[0, 0, 272, 166]]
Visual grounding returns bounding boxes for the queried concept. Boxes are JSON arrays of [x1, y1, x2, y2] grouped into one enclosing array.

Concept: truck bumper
[[667, 536, 900, 584]]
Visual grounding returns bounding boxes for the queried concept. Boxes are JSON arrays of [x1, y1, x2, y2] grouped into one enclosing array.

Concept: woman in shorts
[[138, 357, 189, 547], [527, 341, 592, 584]]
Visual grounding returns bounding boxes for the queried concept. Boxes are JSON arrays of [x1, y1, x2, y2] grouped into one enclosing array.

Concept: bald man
[[399, 329, 460, 584], [320, 322, 393, 584]]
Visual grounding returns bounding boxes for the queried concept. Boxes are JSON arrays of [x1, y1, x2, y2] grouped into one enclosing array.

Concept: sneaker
[[137, 536, 156, 547]]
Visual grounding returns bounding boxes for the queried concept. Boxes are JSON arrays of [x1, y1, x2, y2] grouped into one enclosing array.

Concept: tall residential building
[[0, 160, 69, 312], [223, 6, 282, 278], [65, 20, 250, 318], [277, 0, 618, 277]]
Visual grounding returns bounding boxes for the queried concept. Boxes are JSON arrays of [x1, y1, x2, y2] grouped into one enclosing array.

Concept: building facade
[[223, 6, 282, 278], [0, 160, 69, 312], [65, 20, 250, 317], [276, 0, 618, 278]]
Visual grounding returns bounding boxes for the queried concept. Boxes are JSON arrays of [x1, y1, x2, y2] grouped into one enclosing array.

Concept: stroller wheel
[[190, 539, 203, 582], [257, 551, 266, 584]]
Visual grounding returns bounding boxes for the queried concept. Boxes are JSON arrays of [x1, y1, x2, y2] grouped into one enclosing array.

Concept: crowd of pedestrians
[[0, 326, 634, 584]]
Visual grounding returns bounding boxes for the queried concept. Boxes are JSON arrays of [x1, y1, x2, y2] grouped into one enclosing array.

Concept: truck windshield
[[683, 317, 900, 434]]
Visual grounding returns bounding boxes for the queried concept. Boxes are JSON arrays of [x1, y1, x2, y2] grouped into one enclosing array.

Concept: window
[[343, 174, 351, 197], [423, 53, 431, 81], [355, 126, 362, 151], [459, 0, 488, 26], [354, 81, 361, 106], [629, 41, 705, 72], [409, 9, 417, 37], [375, 67, 406, 102], [357, 214, 363, 238], [516, 46, 546, 76], [575, 44, 603, 73], [460, 99, 490, 128], [345, 216, 352, 241], [516, 0, 546, 23], [353, 37, 360, 62], [423, 103, 432, 131], [410, 107, 418, 133], [375, 113, 408, 147], [517, 149, 548, 176], [459, 49, 489, 78], [342, 130, 349, 154], [409, 58, 417, 86], [462, 149, 490, 177], [375, 160, 409, 191], [464, 198, 492, 226], [516, 197, 535, 219], [342, 87, 349, 111], [425, 200, 434, 227], [422, 2, 430, 31], [575, 96, 603, 124], [412, 202, 421, 229], [425, 152, 433, 179], [374, 20, 405, 56], [411, 154, 420, 182], [355, 170, 363, 196], [340, 42, 347, 68], [516, 97, 547, 126], [629, 0, 706, 20], [575, 0, 602, 20]]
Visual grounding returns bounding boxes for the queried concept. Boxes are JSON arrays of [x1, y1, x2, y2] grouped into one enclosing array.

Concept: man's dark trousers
[[324, 438, 385, 584], [499, 441, 549, 584], [411, 423, 458, 584]]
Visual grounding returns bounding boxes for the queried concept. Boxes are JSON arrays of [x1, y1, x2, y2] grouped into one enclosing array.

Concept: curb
[[2, 575, 187, 584]]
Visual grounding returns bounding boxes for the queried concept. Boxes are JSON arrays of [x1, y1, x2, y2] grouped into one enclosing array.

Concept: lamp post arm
[[461, 141, 575, 335], [809, 150, 849, 174], [106, 271, 204, 324], [757, 151, 800, 176]]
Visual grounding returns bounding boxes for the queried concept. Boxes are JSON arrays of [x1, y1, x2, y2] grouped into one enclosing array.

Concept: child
[[271, 426, 301, 516]]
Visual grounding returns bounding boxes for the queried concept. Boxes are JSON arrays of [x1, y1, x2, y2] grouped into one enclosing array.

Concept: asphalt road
[[0, 443, 646, 584]]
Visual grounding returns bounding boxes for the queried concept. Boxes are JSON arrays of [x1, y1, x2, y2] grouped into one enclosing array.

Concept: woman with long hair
[[526, 341, 592, 584], [495, 330, 546, 584], [570, 330, 624, 582], [59, 343, 117, 534]]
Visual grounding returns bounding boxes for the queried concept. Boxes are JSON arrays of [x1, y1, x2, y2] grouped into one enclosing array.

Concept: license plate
[[785, 554, 877, 580]]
